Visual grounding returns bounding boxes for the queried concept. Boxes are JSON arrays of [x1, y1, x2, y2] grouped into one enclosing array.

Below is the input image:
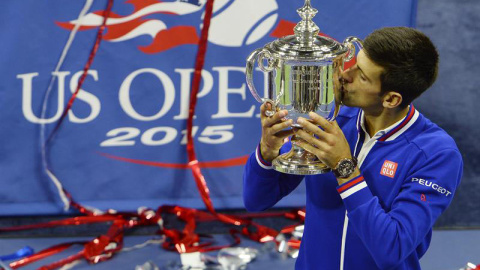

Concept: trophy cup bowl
[[246, 0, 363, 175]]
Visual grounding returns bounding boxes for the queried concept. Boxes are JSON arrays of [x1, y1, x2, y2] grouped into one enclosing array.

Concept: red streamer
[[46, 0, 113, 146], [183, 0, 282, 247]]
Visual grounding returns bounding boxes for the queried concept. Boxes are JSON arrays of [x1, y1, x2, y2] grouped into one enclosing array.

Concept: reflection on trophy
[[246, 0, 363, 175]]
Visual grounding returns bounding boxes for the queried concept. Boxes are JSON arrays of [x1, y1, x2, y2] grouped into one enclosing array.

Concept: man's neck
[[363, 106, 410, 137]]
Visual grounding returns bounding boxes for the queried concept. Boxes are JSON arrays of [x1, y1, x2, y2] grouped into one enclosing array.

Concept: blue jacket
[[243, 105, 463, 270]]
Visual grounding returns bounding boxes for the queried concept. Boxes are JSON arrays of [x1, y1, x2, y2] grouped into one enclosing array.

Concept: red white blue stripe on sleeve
[[255, 144, 273, 170], [337, 175, 367, 199]]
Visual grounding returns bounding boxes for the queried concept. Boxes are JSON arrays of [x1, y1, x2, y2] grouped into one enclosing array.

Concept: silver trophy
[[246, 0, 363, 175]]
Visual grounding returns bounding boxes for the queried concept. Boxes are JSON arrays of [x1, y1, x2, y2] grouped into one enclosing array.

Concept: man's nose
[[340, 68, 353, 84]]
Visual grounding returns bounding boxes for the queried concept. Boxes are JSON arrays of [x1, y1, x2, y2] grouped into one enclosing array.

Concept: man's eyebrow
[[356, 64, 371, 82]]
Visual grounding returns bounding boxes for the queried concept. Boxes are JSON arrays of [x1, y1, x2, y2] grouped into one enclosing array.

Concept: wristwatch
[[333, 157, 358, 178]]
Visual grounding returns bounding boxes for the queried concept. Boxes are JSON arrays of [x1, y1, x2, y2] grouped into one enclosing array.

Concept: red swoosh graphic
[[98, 152, 249, 169], [102, 18, 148, 40], [139, 26, 200, 53], [127, 0, 163, 13]]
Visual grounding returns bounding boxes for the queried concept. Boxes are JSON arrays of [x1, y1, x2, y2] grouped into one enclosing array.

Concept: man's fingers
[[260, 102, 277, 117], [308, 112, 333, 132], [294, 140, 328, 164], [297, 117, 328, 141], [271, 119, 293, 134], [295, 128, 330, 149], [275, 129, 295, 140], [332, 120, 340, 129], [264, 109, 288, 127], [294, 139, 333, 167], [260, 103, 269, 119]]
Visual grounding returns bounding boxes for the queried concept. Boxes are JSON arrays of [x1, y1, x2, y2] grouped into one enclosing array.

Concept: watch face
[[338, 159, 354, 177]]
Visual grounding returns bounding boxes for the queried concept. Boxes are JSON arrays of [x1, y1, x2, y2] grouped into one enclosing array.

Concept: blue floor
[[0, 230, 478, 269]]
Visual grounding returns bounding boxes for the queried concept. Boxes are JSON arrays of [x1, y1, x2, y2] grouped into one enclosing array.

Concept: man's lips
[[339, 85, 348, 99], [338, 85, 346, 103]]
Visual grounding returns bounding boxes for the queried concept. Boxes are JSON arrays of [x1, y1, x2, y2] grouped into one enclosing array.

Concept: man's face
[[338, 50, 385, 112]]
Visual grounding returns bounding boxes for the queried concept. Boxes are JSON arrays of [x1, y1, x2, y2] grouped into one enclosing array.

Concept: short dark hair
[[363, 27, 439, 107]]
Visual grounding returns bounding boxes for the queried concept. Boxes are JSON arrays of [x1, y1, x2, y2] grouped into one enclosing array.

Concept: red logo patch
[[421, 194, 427, 202], [380, 160, 398, 178]]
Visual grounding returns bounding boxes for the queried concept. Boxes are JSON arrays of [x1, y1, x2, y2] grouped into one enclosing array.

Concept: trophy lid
[[265, 0, 347, 61]]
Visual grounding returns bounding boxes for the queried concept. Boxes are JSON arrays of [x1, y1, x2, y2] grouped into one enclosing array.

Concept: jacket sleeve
[[337, 149, 463, 269], [243, 143, 304, 212]]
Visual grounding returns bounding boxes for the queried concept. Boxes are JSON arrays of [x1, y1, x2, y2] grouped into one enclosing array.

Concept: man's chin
[[340, 97, 353, 107]]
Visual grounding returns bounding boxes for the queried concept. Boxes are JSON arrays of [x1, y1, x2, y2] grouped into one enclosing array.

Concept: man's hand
[[294, 112, 352, 169], [259, 103, 294, 163]]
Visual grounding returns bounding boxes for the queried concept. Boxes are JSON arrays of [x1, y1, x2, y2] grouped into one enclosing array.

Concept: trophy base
[[272, 144, 331, 175]]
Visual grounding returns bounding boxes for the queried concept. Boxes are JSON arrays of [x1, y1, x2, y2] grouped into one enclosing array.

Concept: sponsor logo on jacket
[[381, 160, 398, 178], [411, 178, 452, 196]]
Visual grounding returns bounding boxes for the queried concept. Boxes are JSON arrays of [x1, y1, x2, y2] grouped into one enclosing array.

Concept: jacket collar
[[356, 105, 419, 142]]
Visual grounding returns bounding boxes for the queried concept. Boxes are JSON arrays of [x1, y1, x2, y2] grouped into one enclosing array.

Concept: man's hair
[[363, 27, 439, 107]]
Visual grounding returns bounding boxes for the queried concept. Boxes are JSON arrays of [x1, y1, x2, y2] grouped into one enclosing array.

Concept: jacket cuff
[[255, 144, 273, 170], [247, 145, 282, 179], [337, 174, 373, 211]]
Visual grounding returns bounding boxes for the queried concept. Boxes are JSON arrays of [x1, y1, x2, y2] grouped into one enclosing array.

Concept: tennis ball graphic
[[207, 0, 279, 47]]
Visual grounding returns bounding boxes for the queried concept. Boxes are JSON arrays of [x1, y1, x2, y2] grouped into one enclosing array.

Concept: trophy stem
[[272, 135, 331, 175]]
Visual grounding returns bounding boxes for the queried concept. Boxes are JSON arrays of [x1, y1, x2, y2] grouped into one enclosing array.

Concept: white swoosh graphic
[[69, 2, 204, 26], [109, 20, 167, 42]]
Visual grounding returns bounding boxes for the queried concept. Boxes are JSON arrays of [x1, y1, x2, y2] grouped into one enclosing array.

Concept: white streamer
[[121, 238, 165, 252], [40, 0, 94, 211], [45, 169, 70, 211]]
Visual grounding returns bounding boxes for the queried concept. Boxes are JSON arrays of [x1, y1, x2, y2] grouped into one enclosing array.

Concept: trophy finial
[[294, 0, 320, 45]]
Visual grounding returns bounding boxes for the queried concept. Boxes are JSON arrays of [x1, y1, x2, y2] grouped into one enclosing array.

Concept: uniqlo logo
[[380, 160, 398, 178]]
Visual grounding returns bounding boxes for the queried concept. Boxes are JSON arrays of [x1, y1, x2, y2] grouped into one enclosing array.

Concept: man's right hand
[[259, 102, 294, 163]]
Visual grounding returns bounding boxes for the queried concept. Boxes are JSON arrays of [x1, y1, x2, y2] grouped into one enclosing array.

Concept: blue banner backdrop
[[0, 0, 416, 215]]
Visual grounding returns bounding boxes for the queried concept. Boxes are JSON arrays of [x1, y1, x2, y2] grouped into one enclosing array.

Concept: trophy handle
[[246, 48, 277, 116], [342, 36, 364, 64]]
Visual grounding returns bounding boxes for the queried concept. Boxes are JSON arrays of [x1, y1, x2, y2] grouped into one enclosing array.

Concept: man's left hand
[[294, 112, 352, 169]]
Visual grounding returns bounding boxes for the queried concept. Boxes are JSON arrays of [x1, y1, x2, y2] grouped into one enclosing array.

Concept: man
[[243, 27, 463, 269]]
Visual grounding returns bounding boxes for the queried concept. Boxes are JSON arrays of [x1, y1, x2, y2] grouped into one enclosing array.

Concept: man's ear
[[382, 91, 403, 108]]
